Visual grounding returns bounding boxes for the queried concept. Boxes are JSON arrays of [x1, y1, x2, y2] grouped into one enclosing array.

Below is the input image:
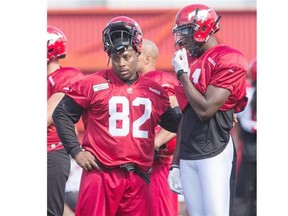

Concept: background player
[[52, 16, 181, 216], [233, 57, 257, 216], [47, 25, 84, 216], [168, 4, 248, 216], [137, 38, 179, 216]]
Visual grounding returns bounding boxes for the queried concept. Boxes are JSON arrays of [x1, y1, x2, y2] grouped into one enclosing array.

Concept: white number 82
[[109, 96, 152, 138]]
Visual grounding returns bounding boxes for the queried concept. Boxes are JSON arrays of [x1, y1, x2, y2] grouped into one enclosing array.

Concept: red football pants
[[150, 159, 178, 216], [75, 168, 150, 216]]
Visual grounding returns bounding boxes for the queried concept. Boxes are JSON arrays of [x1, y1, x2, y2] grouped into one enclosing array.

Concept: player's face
[[110, 46, 139, 81], [174, 26, 201, 57]]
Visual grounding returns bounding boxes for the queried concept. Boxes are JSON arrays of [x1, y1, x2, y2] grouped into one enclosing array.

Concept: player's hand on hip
[[168, 164, 183, 194], [74, 151, 100, 172], [172, 48, 190, 78]]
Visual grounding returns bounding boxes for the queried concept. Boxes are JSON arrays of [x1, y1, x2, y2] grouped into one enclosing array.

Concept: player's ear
[[146, 55, 151, 64], [135, 51, 141, 62]]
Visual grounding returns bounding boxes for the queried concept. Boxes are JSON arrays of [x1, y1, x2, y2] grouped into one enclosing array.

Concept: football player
[[168, 4, 248, 216], [53, 16, 181, 216]]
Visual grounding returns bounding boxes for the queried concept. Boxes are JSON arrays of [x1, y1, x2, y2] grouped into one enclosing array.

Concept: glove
[[168, 164, 183, 194], [172, 48, 190, 79]]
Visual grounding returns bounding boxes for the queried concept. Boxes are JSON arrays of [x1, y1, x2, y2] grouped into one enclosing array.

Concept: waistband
[[96, 161, 152, 185]]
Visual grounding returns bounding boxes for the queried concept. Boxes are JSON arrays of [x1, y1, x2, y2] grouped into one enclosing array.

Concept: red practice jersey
[[175, 44, 248, 112], [66, 69, 170, 170], [47, 67, 84, 152]]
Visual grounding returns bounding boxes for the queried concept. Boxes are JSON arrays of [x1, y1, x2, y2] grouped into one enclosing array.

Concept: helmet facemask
[[173, 24, 203, 57], [103, 23, 141, 56]]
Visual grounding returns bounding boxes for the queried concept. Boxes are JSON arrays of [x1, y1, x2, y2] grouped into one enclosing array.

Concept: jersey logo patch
[[149, 87, 161, 95], [93, 83, 109, 92], [127, 87, 133, 94]]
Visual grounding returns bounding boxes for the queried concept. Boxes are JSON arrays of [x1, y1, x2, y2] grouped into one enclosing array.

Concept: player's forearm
[[171, 117, 183, 165], [47, 92, 65, 127], [180, 76, 230, 121], [154, 127, 176, 149], [178, 75, 208, 118]]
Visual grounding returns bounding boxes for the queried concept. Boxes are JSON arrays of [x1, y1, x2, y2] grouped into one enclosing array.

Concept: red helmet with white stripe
[[173, 4, 221, 57], [47, 25, 67, 64]]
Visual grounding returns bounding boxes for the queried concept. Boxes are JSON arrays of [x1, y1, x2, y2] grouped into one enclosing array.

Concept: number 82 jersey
[[66, 69, 170, 170]]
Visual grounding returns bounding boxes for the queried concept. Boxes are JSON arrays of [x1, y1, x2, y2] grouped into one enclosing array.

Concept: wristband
[[176, 70, 187, 80], [169, 164, 180, 170]]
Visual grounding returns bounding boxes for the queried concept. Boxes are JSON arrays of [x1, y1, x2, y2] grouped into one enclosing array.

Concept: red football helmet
[[47, 25, 67, 63], [102, 16, 143, 55], [173, 4, 221, 56]]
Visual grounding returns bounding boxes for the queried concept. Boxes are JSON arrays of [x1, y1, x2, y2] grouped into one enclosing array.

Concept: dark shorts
[[47, 148, 70, 216], [65, 191, 78, 211]]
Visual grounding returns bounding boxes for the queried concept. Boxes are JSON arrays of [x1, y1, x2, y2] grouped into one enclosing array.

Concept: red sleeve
[[49, 67, 84, 95], [210, 51, 247, 93], [66, 72, 107, 109], [209, 49, 248, 111]]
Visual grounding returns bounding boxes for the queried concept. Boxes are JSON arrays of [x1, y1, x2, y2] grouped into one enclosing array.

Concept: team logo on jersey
[[93, 83, 109, 92], [127, 87, 133, 94], [149, 87, 161, 95]]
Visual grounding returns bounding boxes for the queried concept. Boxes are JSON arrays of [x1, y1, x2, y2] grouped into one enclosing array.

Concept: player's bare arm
[[171, 116, 183, 166], [47, 92, 65, 127], [178, 73, 230, 120], [154, 129, 176, 149], [172, 48, 231, 121], [154, 95, 179, 149]]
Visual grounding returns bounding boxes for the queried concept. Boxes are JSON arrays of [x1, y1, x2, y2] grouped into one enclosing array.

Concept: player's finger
[[83, 163, 92, 171], [91, 160, 101, 171]]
